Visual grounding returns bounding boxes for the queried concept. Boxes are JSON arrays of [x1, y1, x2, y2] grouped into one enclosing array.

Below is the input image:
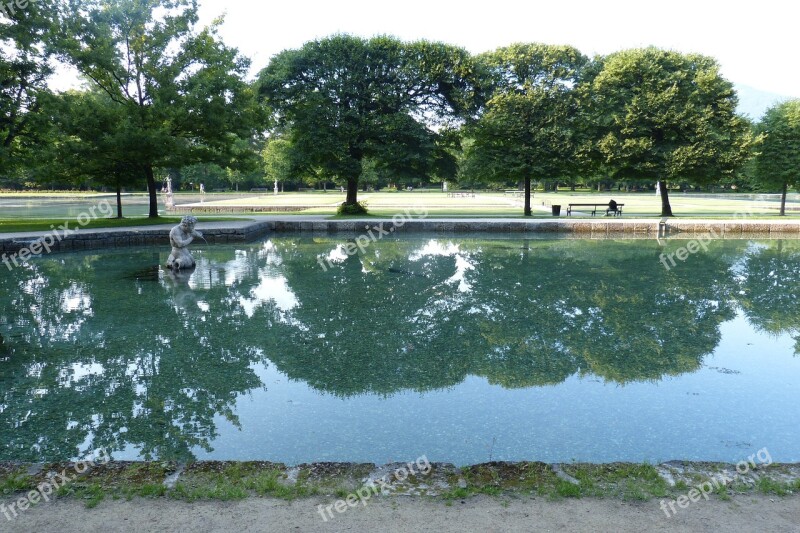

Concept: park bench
[[504, 190, 525, 197], [566, 203, 624, 217], [447, 191, 476, 198]]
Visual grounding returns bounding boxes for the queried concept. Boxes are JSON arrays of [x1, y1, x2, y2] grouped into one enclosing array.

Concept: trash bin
[[551, 205, 561, 216]]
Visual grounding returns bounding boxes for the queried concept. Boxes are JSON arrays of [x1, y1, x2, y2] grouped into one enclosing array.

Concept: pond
[[1, 235, 799, 465]]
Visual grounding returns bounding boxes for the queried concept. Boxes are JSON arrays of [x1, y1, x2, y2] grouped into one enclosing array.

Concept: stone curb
[[2, 219, 800, 256]]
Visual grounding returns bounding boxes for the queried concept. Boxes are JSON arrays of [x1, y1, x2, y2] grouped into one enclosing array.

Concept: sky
[[193, 0, 800, 98]]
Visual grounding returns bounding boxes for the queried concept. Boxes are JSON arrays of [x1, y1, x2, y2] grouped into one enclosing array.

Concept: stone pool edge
[[3, 218, 800, 255], [1, 460, 798, 503]]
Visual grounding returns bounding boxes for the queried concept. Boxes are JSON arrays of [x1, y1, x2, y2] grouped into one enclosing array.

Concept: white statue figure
[[163, 176, 175, 210], [166, 216, 203, 270]]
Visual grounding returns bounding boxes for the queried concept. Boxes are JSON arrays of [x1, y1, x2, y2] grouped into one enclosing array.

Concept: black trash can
[[551, 205, 561, 216]]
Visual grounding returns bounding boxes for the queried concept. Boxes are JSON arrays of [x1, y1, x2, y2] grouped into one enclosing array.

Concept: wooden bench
[[503, 190, 525, 197], [447, 191, 476, 198], [566, 203, 624, 217]]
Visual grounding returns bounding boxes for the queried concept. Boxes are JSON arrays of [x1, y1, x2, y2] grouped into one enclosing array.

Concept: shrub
[[337, 201, 369, 215]]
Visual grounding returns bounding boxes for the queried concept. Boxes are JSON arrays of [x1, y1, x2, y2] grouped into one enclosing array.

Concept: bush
[[337, 201, 369, 215]]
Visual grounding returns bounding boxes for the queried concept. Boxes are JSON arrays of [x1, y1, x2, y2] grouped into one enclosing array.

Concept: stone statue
[[163, 176, 175, 210], [166, 216, 203, 270]]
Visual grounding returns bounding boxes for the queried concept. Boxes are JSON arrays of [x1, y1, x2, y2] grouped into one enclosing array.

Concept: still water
[[1, 236, 798, 465]]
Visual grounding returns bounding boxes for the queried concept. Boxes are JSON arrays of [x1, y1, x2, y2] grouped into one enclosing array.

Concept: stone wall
[[0, 222, 273, 255], [2, 219, 800, 257]]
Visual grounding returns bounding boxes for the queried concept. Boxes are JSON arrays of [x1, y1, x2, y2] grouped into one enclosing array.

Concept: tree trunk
[[524, 177, 532, 216], [346, 177, 358, 205], [116, 181, 123, 218], [145, 166, 158, 218], [780, 182, 788, 216], [660, 181, 674, 217]]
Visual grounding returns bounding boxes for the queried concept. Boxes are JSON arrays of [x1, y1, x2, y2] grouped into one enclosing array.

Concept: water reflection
[[0, 237, 798, 461]]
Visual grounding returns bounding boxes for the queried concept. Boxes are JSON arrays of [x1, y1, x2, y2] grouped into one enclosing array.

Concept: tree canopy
[[755, 99, 800, 215], [582, 48, 753, 216], [0, 0, 56, 179], [462, 43, 587, 215], [258, 34, 478, 210], [3, 15, 791, 207], [49, 0, 260, 216]]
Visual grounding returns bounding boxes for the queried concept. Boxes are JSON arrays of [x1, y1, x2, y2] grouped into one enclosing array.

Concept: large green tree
[[755, 100, 800, 215], [583, 48, 752, 216], [44, 89, 143, 216], [461, 44, 587, 215], [0, 0, 55, 180], [258, 35, 477, 210], [51, 0, 260, 217], [262, 137, 296, 192]]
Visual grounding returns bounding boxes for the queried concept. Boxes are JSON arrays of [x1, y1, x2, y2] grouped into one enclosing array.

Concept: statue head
[[180, 215, 198, 230]]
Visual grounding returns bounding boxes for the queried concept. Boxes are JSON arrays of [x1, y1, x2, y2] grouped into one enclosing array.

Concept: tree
[[45, 89, 143, 217], [755, 100, 800, 215], [180, 162, 225, 191], [0, 0, 55, 179], [52, 0, 260, 217], [583, 48, 753, 216], [262, 137, 295, 192], [461, 44, 587, 215], [738, 240, 800, 351], [258, 35, 477, 211]]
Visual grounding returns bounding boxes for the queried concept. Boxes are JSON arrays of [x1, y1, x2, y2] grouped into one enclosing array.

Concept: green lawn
[[0, 216, 246, 234], [180, 190, 800, 218], [2, 190, 799, 221]]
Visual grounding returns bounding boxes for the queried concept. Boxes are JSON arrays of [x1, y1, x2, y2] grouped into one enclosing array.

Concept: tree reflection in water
[[0, 237, 797, 461]]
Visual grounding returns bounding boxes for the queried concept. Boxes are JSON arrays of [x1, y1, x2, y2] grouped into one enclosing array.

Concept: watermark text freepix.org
[[659, 229, 718, 271], [0, 0, 34, 18], [660, 447, 772, 518], [317, 455, 432, 522], [316, 207, 427, 272], [2, 200, 113, 271], [1, 448, 110, 521], [658, 205, 759, 272]]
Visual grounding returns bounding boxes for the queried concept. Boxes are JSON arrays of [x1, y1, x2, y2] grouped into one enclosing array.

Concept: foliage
[[49, 0, 260, 216], [755, 99, 800, 214], [336, 200, 369, 215], [262, 137, 296, 187], [581, 48, 754, 216], [461, 44, 587, 214], [258, 34, 478, 206], [0, 0, 57, 180]]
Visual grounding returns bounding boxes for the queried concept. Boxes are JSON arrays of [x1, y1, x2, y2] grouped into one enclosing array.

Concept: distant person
[[606, 199, 618, 216], [199, 183, 205, 195]]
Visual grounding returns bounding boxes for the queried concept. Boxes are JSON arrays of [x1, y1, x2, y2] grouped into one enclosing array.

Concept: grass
[[0, 216, 248, 234], [1, 461, 798, 509], [3, 190, 800, 219], [126, 190, 800, 218]]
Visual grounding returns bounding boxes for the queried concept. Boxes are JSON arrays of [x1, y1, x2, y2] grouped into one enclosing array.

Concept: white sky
[[193, 0, 800, 97]]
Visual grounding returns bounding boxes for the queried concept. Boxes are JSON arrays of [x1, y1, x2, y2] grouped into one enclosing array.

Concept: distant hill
[[735, 84, 793, 120]]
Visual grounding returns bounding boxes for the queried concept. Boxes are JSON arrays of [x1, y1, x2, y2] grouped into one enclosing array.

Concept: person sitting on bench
[[606, 199, 618, 216]]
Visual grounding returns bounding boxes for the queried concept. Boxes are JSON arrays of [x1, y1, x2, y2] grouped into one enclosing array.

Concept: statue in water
[[167, 216, 203, 270]]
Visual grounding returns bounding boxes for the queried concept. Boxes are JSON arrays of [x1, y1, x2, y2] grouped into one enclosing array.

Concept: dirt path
[[3, 494, 799, 533]]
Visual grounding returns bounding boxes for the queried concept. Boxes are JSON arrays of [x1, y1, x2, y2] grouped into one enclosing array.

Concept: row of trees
[[3, 1, 799, 216]]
